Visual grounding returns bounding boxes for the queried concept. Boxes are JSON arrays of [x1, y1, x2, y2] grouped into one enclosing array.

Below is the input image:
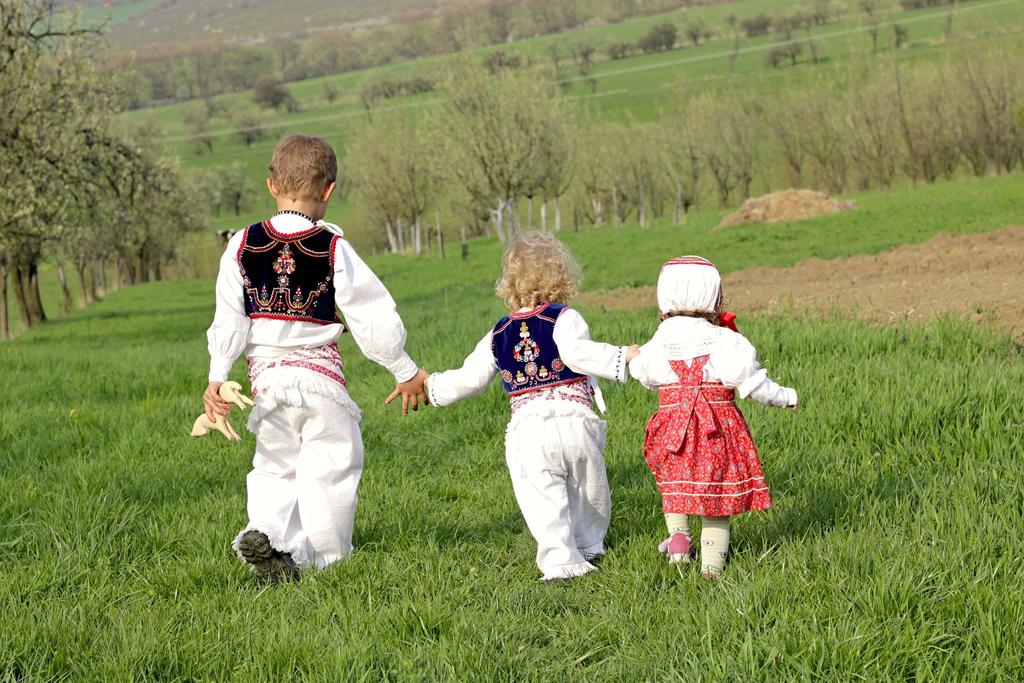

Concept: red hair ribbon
[[719, 311, 738, 333]]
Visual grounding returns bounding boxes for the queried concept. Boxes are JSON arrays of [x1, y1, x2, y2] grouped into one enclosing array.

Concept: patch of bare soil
[[580, 227, 1024, 340], [717, 189, 855, 229]]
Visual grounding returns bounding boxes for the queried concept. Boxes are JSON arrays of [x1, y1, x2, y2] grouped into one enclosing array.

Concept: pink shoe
[[657, 532, 694, 565]]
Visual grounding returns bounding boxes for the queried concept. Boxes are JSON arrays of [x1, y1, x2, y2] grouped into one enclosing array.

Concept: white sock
[[664, 513, 690, 537], [700, 516, 731, 578]]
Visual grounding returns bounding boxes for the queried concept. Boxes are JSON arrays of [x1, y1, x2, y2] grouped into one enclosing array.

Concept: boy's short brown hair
[[268, 134, 338, 201]]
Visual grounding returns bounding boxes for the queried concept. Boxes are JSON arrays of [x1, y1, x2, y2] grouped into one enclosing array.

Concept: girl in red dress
[[629, 256, 798, 580]]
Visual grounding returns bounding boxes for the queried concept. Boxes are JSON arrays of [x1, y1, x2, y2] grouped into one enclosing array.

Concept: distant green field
[[2, 168, 1022, 679], [122, 0, 1024, 246], [75, 0, 162, 27]]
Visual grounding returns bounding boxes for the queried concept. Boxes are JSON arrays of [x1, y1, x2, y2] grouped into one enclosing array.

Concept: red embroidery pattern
[[247, 343, 347, 396], [642, 356, 772, 517], [510, 378, 592, 415]]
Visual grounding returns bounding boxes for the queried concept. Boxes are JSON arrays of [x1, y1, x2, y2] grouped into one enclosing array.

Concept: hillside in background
[[70, 0, 443, 47]]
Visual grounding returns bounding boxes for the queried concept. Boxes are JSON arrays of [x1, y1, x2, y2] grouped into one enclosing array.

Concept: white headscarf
[[656, 255, 723, 314]]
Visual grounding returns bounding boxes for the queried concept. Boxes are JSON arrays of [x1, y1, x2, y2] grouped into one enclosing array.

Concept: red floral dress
[[643, 356, 772, 517]]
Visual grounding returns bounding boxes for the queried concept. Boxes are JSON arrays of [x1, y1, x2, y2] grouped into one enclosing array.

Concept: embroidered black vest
[[237, 220, 340, 325], [491, 303, 587, 396]]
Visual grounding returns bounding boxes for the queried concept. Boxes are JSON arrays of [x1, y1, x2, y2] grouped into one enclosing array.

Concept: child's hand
[[385, 369, 430, 416], [626, 345, 641, 363], [203, 381, 232, 421]]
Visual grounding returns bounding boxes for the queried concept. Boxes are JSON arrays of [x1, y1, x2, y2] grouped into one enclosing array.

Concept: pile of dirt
[[717, 189, 855, 229], [579, 226, 1024, 340]]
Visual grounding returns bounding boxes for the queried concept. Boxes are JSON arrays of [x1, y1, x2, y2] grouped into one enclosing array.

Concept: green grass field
[[121, 0, 1024, 242], [1, 170, 1022, 678]]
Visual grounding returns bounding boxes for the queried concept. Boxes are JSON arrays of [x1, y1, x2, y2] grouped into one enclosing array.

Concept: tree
[[766, 43, 803, 68], [348, 117, 440, 254], [437, 64, 571, 243], [232, 106, 266, 147], [218, 162, 258, 216], [183, 107, 215, 154], [740, 14, 771, 38], [324, 82, 342, 104], [843, 78, 901, 189], [685, 19, 711, 47], [0, 1, 206, 336], [660, 116, 703, 222], [252, 75, 298, 112], [725, 13, 742, 74], [606, 43, 633, 60], [637, 23, 677, 54], [860, 0, 880, 53], [570, 42, 597, 94], [893, 23, 909, 49]]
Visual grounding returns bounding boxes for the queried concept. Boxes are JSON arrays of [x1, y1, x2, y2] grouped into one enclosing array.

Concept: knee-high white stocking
[[700, 516, 730, 578]]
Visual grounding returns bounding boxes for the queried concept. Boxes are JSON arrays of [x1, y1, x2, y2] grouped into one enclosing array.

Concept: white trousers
[[504, 413, 610, 581], [236, 393, 364, 569]]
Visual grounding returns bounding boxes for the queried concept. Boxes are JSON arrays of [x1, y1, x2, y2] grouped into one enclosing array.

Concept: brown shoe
[[237, 530, 298, 584]]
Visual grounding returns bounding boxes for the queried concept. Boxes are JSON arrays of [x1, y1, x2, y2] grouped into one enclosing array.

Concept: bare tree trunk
[[491, 199, 507, 243], [115, 256, 129, 288], [0, 256, 9, 341], [105, 258, 120, 292], [507, 194, 517, 237], [590, 194, 602, 227], [17, 263, 46, 325], [637, 178, 648, 228], [673, 180, 682, 225], [554, 196, 563, 232], [611, 187, 621, 227], [12, 265, 32, 328], [92, 261, 106, 294], [414, 214, 423, 256], [99, 259, 110, 291], [436, 212, 445, 259], [76, 263, 93, 305], [57, 261, 72, 314], [540, 199, 548, 231], [385, 220, 398, 253], [135, 245, 150, 284], [527, 196, 534, 231], [396, 217, 406, 252]]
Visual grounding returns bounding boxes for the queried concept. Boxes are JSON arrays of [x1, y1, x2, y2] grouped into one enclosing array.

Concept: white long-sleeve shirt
[[206, 213, 418, 383], [427, 308, 629, 418], [629, 316, 797, 408]]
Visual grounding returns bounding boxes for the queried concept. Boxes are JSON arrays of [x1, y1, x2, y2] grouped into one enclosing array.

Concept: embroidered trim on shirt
[[264, 219, 324, 242], [510, 377, 593, 415]]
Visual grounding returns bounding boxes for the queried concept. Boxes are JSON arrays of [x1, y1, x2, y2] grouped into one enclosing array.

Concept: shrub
[[637, 22, 678, 53], [607, 42, 633, 60], [740, 14, 771, 38]]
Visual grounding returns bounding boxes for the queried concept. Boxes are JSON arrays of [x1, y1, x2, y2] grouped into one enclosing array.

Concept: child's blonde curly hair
[[496, 232, 581, 310]]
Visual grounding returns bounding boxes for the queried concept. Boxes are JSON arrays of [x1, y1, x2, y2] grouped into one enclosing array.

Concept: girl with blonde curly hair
[[426, 233, 639, 582]]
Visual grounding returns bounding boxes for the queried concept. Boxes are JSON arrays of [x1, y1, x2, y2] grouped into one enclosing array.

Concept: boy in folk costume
[[425, 233, 639, 582], [629, 256, 798, 580], [203, 134, 428, 582]]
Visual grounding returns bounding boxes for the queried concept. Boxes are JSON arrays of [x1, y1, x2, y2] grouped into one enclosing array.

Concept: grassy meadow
[[2, 170, 1023, 678], [3, 0, 1023, 678]]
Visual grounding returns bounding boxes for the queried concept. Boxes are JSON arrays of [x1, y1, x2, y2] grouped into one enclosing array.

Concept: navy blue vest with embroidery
[[237, 220, 340, 325], [491, 303, 587, 396]]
